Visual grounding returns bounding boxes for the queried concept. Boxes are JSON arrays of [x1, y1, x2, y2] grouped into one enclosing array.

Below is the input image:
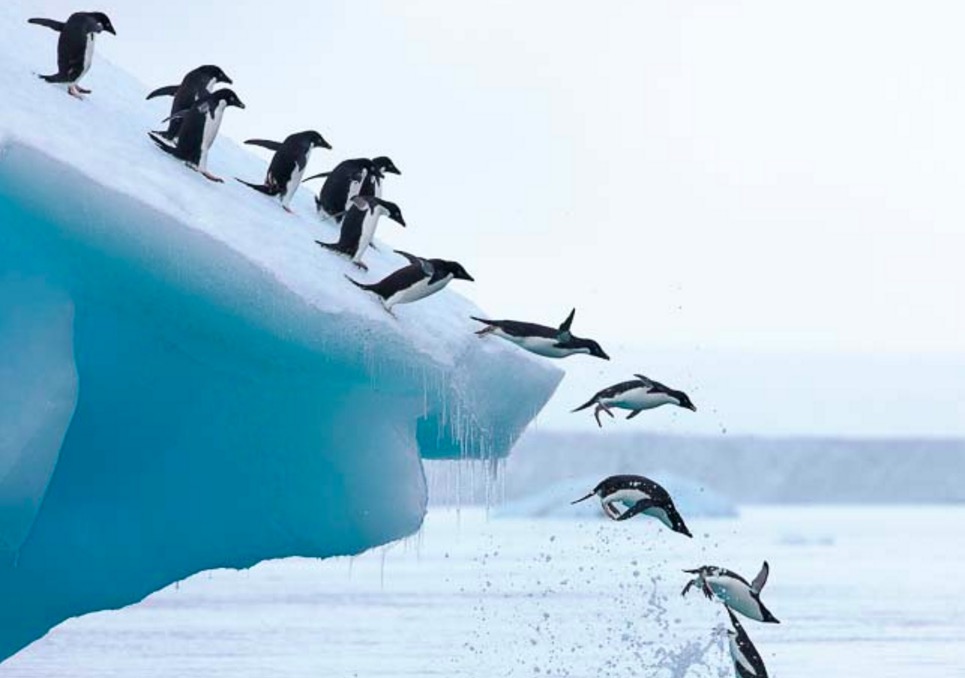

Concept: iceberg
[[0, 2, 560, 660]]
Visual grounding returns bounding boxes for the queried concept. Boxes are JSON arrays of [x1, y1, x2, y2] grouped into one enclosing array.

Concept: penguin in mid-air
[[237, 131, 332, 212], [346, 252, 473, 313], [681, 562, 780, 624], [304, 156, 401, 222], [570, 475, 692, 537], [146, 65, 233, 144], [572, 374, 696, 427], [149, 89, 246, 183], [315, 195, 405, 269], [29, 12, 116, 99], [725, 609, 770, 678], [470, 309, 609, 360]]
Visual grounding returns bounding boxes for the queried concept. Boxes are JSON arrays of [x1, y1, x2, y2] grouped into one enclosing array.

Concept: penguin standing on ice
[[681, 562, 780, 623], [572, 374, 696, 427], [725, 609, 770, 678], [315, 196, 405, 269], [29, 12, 116, 99], [146, 65, 233, 144], [570, 475, 692, 536], [237, 131, 332, 212], [149, 89, 246, 183], [471, 309, 609, 360], [305, 156, 401, 222], [346, 252, 473, 313]]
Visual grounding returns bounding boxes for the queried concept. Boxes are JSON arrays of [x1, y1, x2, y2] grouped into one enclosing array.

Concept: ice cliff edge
[[0, 4, 561, 660]]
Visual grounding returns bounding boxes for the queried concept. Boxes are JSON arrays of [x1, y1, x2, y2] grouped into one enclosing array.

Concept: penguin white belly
[[496, 333, 585, 358], [603, 488, 651, 506], [282, 164, 306, 208], [354, 211, 383, 262], [373, 177, 383, 199], [607, 388, 675, 410], [705, 577, 762, 620], [385, 274, 453, 309], [729, 637, 758, 676], [345, 170, 367, 210], [198, 103, 227, 171], [79, 34, 95, 82]]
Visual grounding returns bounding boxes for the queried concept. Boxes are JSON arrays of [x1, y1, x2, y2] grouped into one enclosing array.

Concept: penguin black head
[[212, 89, 246, 109], [198, 64, 232, 85], [372, 156, 401, 175], [380, 199, 406, 227], [302, 130, 332, 150], [573, 338, 609, 360], [433, 260, 474, 282], [675, 391, 697, 412], [664, 502, 693, 538], [87, 12, 116, 35]]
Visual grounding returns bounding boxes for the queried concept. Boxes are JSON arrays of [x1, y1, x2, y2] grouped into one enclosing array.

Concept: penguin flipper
[[614, 499, 657, 522], [751, 561, 770, 593], [146, 85, 180, 100], [244, 139, 284, 152], [626, 409, 644, 420], [394, 250, 424, 266], [149, 132, 180, 157], [236, 178, 279, 196], [303, 171, 331, 182], [28, 18, 65, 31]]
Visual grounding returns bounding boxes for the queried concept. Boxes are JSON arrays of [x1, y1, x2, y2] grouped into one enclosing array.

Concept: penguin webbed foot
[[76, 86, 91, 94], [201, 170, 225, 184], [475, 325, 496, 337], [592, 403, 614, 428], [353, 261, 369, 272], [67, 85, 85, 100], [283, 205, 294, 214], [602, 501, 622, 520]]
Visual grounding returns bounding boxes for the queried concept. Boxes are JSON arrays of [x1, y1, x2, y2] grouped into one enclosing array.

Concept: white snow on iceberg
[[0, 2, 561, 660]]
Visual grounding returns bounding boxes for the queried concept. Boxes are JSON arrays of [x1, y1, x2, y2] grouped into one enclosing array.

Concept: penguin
[[237, 131, 332, 212], [681, 562, 780, 624], [346, 253, 473, 313], [304, 156, 401, 222], [470, 309, 609, 360], [315, 196, 405, 269], [726, 609, 770, 678], [570, 475, 692, 536], [29, 12, 116, 99], [148, 89, 245, 183], [572, 374, 697, 427], [146, 65, 233, 145]]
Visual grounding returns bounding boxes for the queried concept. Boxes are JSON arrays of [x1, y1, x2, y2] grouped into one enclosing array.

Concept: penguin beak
[[394, 215, 407, 227], [459, 271, 475, 281], [222, 75, 234, 85], [596, 348, 610, 360], [318, 139, 333, 150], [387, 165, 401, 175], [105, 25, 116, 35], [687, 404, 697, 412], [235, 101, 247, 110]]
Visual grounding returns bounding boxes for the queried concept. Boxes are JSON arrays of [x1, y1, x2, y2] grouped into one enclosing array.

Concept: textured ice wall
[[0, 4, 560, 660]]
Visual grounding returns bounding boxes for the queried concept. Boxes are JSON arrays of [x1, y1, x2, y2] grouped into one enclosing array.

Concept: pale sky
[[26, 0, 965, 436]]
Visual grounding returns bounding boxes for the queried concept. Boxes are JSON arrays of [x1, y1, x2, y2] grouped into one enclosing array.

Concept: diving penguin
[[726, 608, 770, 678], [237, 131, 332, 212], [146, 65, 233, 145], [346, 252, 473, 313], [570, 475, 692, 536], [572, 374, 696, 427], [29, 12, 116, 99], [315, 196, 405, 269], [471, 309, 609, 360], [681, 562, 780, 623], [148, 89, 246, 183], [304, 156, 400, 222]]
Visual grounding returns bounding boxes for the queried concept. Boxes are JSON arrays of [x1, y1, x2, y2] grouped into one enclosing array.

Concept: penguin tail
[[316, 240, 350, 256], [344, 274, 372, 292], [571, 396, 598, 413], [146, 85, 179, 100], [236, 178, 278, 196], [570, 492, 595, 505], [38, 73, 69, 83]]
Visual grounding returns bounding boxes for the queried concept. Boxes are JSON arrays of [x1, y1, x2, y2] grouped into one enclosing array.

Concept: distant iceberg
[[494, 473, 737, 520], [0, 1, 560, 660]]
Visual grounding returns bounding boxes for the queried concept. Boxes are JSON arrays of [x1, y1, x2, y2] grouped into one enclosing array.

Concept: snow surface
[[0, 2, 560, 660]]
